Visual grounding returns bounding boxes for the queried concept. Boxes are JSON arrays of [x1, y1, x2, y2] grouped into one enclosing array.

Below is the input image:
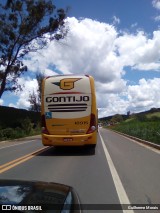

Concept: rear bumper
[[42, 132, 97, 146]]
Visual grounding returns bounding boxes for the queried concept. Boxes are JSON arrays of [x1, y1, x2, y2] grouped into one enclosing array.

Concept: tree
[[127, 110, 130, 118], [28, 72, 44, 112], [0, 0, 67, 98], [110, 114, 123, 124]]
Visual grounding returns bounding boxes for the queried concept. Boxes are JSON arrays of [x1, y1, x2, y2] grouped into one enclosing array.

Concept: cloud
[[7, 17, 160, 117], [0, 99, 4, 105], [115, 30, 160, 71], [127, 78, 160, 112], [154, 15, 160, 21], [97, 93, 129, 117], [131, 23, 138, 28], [112, 16, 120, 25], [152, 0, 160, 10], [152, 1, 160, 22], [25, 18, 124, 92], [133, 63, 160, 71], [9, 77, 38, 109], [8, 103, 17, 108], [98, 78, 160, 117], [96, 78, 126, 94], [25, 17, 160, 77]]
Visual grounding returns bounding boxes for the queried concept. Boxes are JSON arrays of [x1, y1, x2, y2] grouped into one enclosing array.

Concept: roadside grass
[[107, 120, 160, 145], [0, 119, 41, 141], [0, 127, 41, 141]]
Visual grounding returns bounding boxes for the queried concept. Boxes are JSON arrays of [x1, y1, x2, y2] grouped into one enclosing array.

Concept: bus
[[41, 74, 97, 149]]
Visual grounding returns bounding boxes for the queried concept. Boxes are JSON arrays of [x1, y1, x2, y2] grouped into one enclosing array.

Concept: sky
[[0, 0, 160, 118]]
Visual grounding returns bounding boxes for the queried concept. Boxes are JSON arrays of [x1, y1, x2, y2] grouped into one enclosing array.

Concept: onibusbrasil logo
[[52, 78, 81, 90]]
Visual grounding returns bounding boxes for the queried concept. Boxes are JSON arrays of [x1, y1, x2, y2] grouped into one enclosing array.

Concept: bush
[[149, 116, 160, 121], [21, 117, 32, 134], [136, 114, 147, 122], [0, 128, 17, 140], [0, 119, 41, 141], [14, 127, 25, 138]]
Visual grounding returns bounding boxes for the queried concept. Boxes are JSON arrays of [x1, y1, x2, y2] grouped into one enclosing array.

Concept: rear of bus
[[41, 75, 97, 148]]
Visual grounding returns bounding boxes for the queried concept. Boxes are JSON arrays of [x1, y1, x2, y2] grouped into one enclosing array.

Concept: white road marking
[[0, 140, 36, 150], [99, 131, 134, 213], [117, 133, 160, 155]]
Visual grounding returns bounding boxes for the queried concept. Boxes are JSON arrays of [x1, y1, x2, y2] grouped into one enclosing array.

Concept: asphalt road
[[0, 128, 160, 213]]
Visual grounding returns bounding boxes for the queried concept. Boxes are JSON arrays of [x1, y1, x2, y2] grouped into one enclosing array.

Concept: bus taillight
[[41, 115, 49, 134], [86, 113, 96, 134]]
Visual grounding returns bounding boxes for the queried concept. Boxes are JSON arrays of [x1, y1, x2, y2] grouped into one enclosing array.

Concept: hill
[[98, 108, 160, 124], [0, 106, 40, 129], [0, 106, 41, 141]]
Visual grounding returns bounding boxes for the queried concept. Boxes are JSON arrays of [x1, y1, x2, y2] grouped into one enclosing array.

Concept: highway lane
[[0, 133, 122, 213], [0, 129, 160, 213], [0, 136, 44, 165], [100, 128, 160, 205]]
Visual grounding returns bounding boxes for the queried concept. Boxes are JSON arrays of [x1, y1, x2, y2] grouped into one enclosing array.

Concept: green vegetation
[[110, 119, 160, 145], [146, 112, 160, 119], [102, 108, 160, 145], [0, 106, 41, 141]]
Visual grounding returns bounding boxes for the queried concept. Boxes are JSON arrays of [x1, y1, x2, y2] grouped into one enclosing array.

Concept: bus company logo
[[53, 78, 81, 90]]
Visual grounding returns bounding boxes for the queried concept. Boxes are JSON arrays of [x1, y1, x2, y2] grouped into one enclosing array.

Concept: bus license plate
[[63, 138, 73, 142]]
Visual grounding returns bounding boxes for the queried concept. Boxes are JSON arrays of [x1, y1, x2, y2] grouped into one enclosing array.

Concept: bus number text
[[75, 121, 88, 125]]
